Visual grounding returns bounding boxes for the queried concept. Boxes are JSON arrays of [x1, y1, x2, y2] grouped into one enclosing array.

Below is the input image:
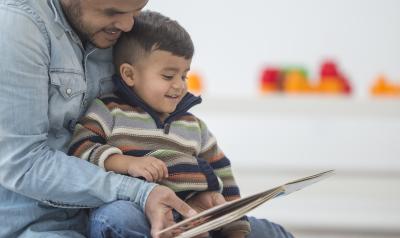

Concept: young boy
[[68, 10, 249, 237]]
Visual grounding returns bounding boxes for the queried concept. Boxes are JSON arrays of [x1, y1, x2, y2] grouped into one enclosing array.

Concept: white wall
[[146, 0, 400, 97], [144, 3, 400, 237]]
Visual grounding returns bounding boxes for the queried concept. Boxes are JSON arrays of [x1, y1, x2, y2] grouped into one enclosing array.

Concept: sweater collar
[[112, 75, 202, 127]]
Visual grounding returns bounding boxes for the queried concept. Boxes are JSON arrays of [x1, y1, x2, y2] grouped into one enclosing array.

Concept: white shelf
[[195, 95, 400, 118], [191, 95, 400, 173], [190, 95, 400, 237]]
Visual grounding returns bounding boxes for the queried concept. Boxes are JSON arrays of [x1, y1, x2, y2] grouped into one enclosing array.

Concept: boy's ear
[[119, 63, 135, 87]]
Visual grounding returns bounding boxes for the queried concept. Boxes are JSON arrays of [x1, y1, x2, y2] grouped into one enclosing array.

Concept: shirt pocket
[[49, 70, 87, 100], [48, 69, 86, 134]]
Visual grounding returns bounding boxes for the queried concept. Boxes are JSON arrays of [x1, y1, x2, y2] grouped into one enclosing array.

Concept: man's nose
[[114, 14, 135, 32]]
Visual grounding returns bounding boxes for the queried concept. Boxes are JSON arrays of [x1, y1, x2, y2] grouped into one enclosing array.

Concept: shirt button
[[66, 88, 72, 95]]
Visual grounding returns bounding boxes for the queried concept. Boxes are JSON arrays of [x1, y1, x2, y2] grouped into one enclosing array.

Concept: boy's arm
[[197, 119, 241, 201], [69, 100, 168, 181], [68, 98, 123, 169], [197, 119, 251, 236]]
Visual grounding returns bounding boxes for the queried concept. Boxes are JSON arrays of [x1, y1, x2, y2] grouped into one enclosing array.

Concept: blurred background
[[146, 1, 400, 237]]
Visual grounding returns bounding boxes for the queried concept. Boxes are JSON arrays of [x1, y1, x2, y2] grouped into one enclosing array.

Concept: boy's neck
[[158, 112, 170, 123]]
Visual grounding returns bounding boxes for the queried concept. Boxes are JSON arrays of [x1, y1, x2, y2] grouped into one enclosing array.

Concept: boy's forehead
[[145, 50, 192, 71]]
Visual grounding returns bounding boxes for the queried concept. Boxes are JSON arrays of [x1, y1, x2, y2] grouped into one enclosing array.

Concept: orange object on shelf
[[371, 75, 389, 95], [283, 70, 310, 93], [186, 72, 203, 96], [318, 76, 344, 94], [370, 75, 400, 96]]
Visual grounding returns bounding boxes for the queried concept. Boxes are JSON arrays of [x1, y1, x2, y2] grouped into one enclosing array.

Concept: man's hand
[[127, 156, 168, 182], [145, 185, 197, 238]]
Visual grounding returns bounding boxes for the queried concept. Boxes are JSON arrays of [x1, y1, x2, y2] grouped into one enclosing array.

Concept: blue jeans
[[89, 201, 294, 238]]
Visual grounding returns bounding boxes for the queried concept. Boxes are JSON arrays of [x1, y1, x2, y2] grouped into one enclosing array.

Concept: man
[[0, 0, 196, 237], [0, 0, 293, 237]]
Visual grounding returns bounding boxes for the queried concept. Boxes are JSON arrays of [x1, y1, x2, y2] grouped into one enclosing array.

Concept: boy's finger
[[146, 167, 159, 181], [151, 162, 164, 181], [161, 162, 169, 178], [212, 193, 226, 206], [142, 170, 154, 182]]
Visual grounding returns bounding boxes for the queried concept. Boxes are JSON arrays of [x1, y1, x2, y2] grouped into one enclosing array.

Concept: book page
[[157, 170, 334, 238]]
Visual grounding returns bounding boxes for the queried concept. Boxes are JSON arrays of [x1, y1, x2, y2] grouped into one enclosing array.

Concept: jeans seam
[[92, 216, 125, 238]]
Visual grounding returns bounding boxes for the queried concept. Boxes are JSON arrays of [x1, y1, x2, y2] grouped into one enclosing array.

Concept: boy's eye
[[162, 75, 174, 80], [182, 76, 188, 81]]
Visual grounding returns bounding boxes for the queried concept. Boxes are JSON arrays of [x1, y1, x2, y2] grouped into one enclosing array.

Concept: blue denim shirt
[[0, 0, 156, 237]]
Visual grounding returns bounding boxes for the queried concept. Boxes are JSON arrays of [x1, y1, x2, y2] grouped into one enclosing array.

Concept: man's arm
[[0, 5, 154, 210]]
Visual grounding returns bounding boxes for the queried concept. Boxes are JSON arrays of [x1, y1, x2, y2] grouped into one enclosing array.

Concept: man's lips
[[103, 29, 122, 40]]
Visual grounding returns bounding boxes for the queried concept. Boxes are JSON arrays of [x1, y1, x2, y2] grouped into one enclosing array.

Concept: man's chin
[[90, 38, 117, 49]]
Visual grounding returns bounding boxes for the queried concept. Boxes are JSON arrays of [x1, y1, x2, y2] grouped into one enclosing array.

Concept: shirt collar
[[49, 0, 81, 42]]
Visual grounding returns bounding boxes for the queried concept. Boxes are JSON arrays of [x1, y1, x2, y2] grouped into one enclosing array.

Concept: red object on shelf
[[260, 67, 280, 93], [338, 74, 352, 94], [261, 68, 280, 84], [320, 60, 339, 78]]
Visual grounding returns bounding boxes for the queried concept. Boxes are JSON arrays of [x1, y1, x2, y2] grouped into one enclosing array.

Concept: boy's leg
[[88, 200, 151, 238], [247, 216, 295, 238]]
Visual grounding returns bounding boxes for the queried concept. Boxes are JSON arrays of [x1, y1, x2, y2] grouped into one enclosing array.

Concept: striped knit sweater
[[68, 76, 250, 235], [68, 76, 243, 202]]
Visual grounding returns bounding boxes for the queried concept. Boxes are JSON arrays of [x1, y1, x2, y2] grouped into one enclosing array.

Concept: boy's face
[[61, 0, 148, 49], [130, 50, 191, 119]]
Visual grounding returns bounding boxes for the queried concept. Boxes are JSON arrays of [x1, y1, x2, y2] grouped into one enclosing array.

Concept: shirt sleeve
[[0, 7, 155, 211]]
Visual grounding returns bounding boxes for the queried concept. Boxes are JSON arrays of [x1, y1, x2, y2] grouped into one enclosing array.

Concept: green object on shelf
[[282, 66, 308, 78]]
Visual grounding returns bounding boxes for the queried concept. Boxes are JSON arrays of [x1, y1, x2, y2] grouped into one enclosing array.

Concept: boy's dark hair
[[113, 10, 194, 74]]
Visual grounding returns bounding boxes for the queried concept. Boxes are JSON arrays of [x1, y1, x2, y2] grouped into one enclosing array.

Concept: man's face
[[61, 0, 148, 49]]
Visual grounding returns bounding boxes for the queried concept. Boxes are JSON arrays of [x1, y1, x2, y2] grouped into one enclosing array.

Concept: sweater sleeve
[[197, 118, 251, 235], [197, 118, 241, 201], [68, 98, 122, 168]]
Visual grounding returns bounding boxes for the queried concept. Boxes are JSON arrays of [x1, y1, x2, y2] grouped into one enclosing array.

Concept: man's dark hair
[[113, 10, 194, 74]]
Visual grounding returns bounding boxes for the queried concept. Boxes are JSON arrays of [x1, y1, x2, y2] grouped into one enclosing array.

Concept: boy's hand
[[186, 191, 226, 212], [187, 192, 248, 238], [226, 231, 247, 238], [126, 156, 168, 182], [185, 191, 226, 238]]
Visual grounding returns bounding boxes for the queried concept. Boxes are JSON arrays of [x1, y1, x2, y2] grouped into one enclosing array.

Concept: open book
[[158, 170, 334, 238]]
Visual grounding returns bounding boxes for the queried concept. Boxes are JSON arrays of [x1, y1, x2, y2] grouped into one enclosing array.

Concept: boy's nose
[[172, 80, 185, 90]]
